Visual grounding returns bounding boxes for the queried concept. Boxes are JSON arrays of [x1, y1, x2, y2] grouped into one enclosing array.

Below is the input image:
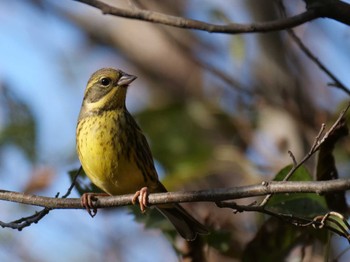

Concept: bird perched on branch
[[76, 68, 208, 241]]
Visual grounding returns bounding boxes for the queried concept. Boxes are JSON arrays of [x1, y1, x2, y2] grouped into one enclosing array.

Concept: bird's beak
[[118, 72, 137, 86]]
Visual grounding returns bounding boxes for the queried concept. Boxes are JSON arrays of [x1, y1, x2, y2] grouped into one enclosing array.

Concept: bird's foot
[[132, 187, 149, 213], [81, 192, 109, 217]]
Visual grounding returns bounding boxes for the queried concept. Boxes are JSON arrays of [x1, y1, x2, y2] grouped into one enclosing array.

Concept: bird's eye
[[100, 77, 111, 86]]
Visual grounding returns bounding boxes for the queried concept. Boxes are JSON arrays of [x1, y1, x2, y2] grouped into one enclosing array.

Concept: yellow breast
[[76, 111, 148, 195]]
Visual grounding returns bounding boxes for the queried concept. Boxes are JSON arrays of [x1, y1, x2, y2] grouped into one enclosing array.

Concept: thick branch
[[305, 0, 350, 25], [1, 179, 350, 210], [74, 0, 319, 34]]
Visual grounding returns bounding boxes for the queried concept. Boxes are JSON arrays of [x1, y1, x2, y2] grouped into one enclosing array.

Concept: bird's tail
[[157, 204, 208, 241]]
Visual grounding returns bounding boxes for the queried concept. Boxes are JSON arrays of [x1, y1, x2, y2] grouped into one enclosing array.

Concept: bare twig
[[288, 150, 297, 166]]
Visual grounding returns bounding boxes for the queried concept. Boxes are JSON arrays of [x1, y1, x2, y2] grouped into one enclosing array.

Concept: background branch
[[279, 1, 350, 96], [74, 0, 319, 34]]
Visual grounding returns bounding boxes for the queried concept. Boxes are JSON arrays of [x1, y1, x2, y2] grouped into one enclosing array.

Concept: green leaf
[[205, 230, 232, 253], [267, 165, 328, 218], [273, 164, 311, 182]]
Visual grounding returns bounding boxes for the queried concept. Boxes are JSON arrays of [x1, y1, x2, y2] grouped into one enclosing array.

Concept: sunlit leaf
[[136, 102, 213, 186]]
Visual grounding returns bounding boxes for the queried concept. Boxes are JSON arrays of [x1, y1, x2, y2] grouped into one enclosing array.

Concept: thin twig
[[288, 150, 297, 166], [62, 166, 82, 199], [310, 123, 326, 153]]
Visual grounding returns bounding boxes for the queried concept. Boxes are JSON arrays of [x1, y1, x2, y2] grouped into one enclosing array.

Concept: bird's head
[[79, 68, 137, 118]]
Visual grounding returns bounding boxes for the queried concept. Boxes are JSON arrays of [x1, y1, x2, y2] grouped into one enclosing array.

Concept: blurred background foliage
[[0, 0, 350, 261]]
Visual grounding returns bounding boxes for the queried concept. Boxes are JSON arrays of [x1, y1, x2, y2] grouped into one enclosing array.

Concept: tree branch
[[1, 178, 350, 210], [74, 0, 319, 34]]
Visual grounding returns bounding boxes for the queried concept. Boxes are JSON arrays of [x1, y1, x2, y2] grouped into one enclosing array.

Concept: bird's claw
[[81, 193, 108, 217], [132, 187, 149, 213]]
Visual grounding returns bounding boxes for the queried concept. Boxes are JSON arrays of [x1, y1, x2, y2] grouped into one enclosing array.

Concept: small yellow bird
[[76, 68, 208, 241]]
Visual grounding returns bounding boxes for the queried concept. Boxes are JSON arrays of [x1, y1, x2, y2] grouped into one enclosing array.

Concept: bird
[[76, 68, 208, 241]]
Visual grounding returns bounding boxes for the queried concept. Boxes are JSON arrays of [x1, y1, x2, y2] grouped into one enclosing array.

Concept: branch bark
[[1, 178, 350, 210]]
